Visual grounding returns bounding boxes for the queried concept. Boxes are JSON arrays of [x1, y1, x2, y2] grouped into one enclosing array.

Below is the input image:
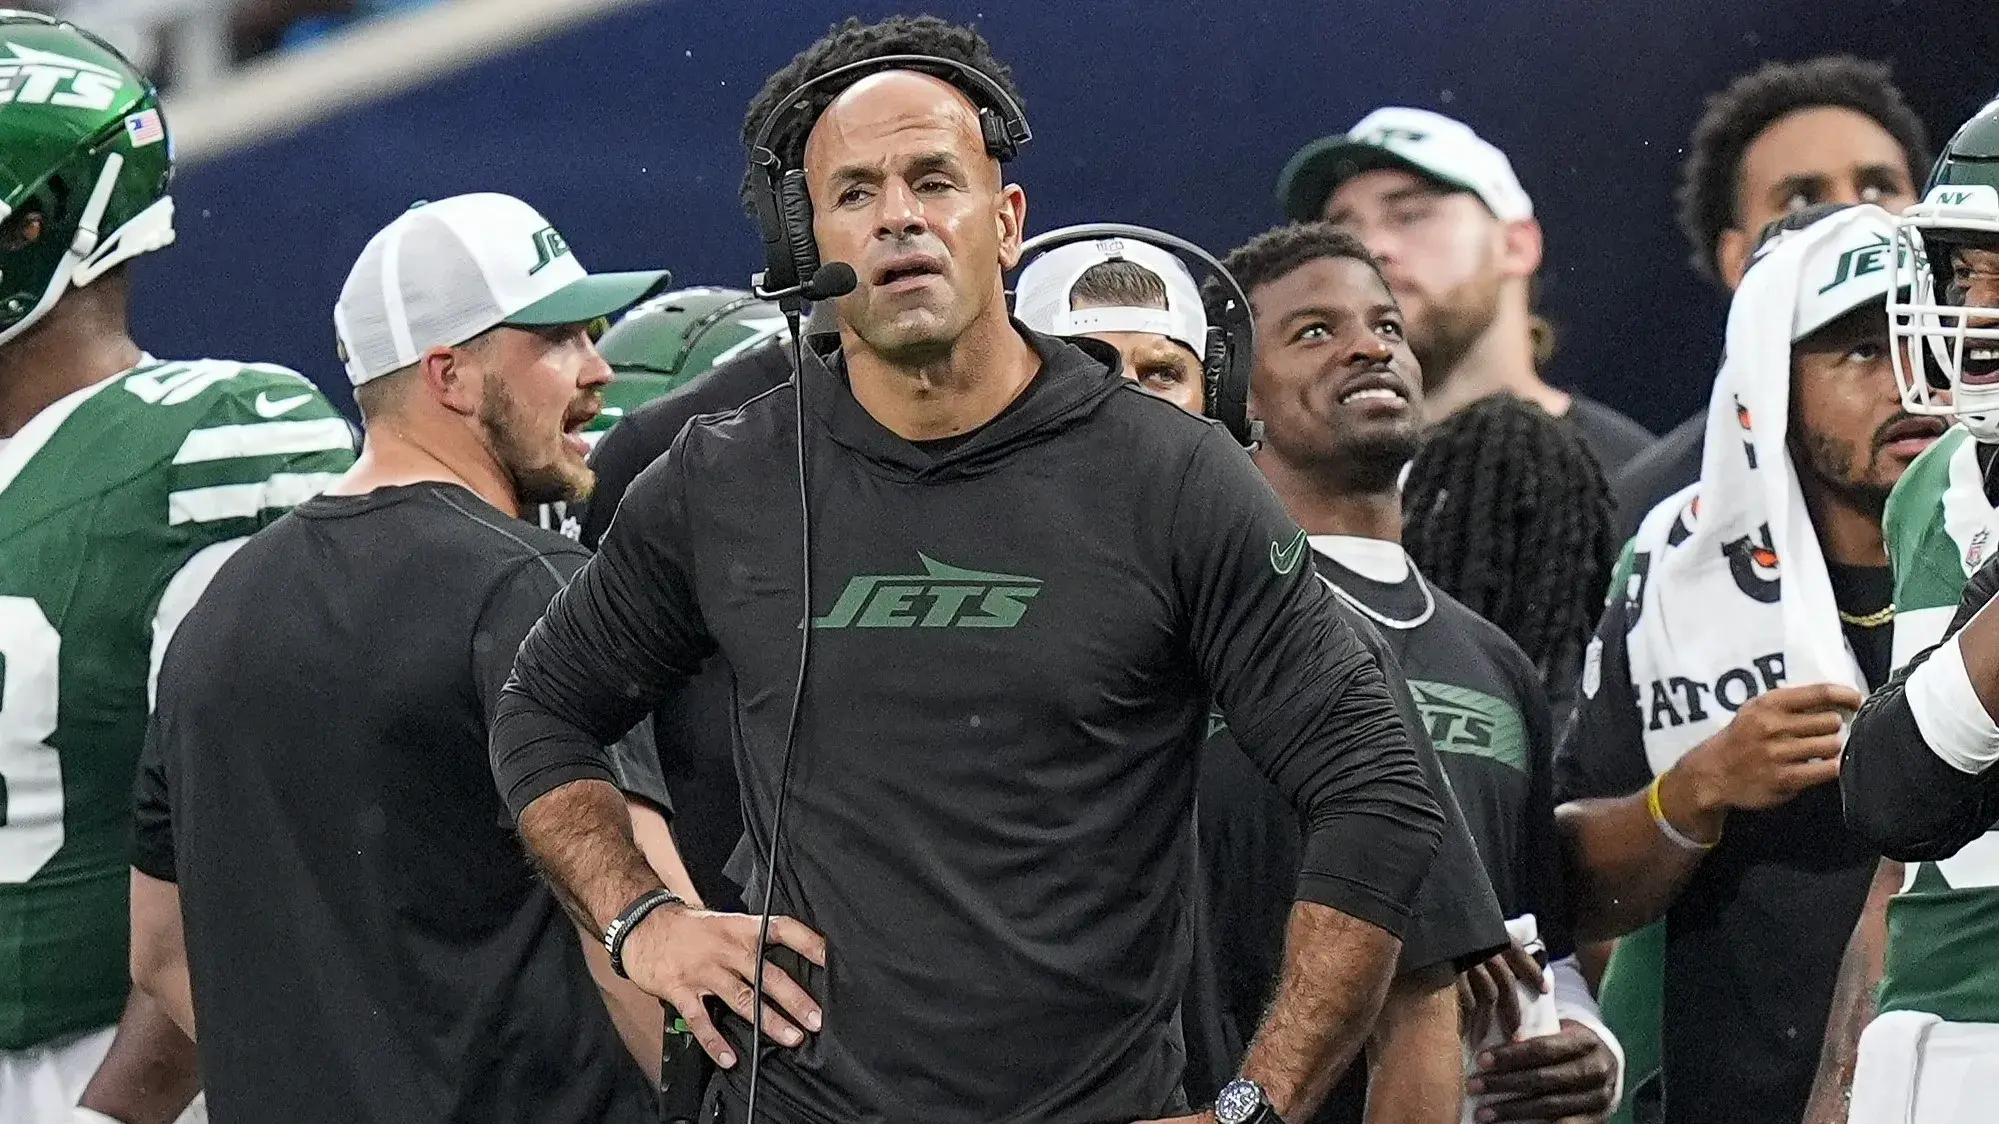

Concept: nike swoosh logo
[[1270, 528, 1308, 576], [254, 391, 314, 418]]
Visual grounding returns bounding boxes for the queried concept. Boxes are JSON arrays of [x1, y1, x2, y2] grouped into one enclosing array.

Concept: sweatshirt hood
[[802, 321, 1127, 481]]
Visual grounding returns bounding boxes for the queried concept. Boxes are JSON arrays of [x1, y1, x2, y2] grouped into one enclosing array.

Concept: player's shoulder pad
[[118, 358, 344, 424]]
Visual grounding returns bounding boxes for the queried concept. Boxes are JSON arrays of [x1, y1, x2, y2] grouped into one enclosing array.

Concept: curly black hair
[[1677, 56, 1928, 283], [1214, 221, 1384, 306], [736, 14, 1023, 220], [1402, 394, 1616, 697]]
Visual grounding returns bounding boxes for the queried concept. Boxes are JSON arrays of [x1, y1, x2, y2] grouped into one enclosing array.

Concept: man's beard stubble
[[479, 377, 594, 507], [1406, 260, 1504, 393], [1792, 425, 1891, 523]]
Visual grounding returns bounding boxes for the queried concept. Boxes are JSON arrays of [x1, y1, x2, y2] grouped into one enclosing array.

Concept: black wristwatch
[[1214, 1078, 1283, 1124]]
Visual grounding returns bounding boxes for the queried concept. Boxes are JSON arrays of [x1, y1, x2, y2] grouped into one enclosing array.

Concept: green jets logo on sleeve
[[1270, 528, 1308, 575], [813, 554, 1042, 629]]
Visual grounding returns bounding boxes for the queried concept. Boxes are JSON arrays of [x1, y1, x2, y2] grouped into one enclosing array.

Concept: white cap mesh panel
[[334, 194, 578, 386]]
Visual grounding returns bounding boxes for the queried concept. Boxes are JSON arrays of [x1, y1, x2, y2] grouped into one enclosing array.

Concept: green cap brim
[[505, 269, 674, 327], [1275, 137, 1474, 222]]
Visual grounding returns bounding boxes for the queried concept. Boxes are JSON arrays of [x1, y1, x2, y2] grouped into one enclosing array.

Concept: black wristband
[[605, 887, 683, 979]]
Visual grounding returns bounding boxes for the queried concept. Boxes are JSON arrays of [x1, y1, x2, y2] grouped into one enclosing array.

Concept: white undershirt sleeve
[[1906, 634, 1999, 775], [1552, 954, 1626, 1110]]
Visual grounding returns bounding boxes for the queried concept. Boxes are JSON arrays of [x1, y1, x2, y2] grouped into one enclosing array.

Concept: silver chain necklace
[[1316, 553, 1436, 631]]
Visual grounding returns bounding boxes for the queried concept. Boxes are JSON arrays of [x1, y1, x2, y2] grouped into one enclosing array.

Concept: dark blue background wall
[[136, 0, 1998, 430]]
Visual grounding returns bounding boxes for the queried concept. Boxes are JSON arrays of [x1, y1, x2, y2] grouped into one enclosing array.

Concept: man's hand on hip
[[1466, 1020, 1617, 1123], [622, 905, 828, 1068]]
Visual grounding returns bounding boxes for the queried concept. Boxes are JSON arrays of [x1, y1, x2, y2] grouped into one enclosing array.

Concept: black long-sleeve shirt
[[492, 328, 1444, 1123], [1845, 553, 1999, 859]]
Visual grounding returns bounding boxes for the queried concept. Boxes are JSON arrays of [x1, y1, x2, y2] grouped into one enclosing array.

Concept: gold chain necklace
[[1838, 604, 1896, 629]]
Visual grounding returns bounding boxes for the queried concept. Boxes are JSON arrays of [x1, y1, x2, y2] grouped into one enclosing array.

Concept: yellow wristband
[[1648, 773, 1717, 851]]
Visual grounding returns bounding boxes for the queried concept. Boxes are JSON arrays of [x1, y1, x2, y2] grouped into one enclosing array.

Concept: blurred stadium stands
[[20, 0, 444, 89]]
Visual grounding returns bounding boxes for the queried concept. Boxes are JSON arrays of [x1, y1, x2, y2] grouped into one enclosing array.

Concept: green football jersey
[[1883, 426, 1998, 669], [0, 358, 354, 1048], [1877, 423, 1999, 1023]]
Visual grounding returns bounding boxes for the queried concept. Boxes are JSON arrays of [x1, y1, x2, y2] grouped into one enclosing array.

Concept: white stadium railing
[[28, 0, 646, 165]]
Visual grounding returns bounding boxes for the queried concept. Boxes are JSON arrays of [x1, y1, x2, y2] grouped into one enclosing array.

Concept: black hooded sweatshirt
[[491, 327, 1445, 1123]]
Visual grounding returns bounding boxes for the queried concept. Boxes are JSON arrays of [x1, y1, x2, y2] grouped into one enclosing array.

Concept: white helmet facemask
[[1890, 183, 1999, 442]]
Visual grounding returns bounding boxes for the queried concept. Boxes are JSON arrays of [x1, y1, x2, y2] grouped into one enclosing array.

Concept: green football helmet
[[596, 286, 788, 393], [0, 10, 173, 347], [1890, 97, 1999, 439]]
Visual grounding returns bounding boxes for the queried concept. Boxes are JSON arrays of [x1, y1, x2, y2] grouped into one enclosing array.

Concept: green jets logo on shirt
[[1270, 528, 1308, 575], [528, 226, 571, 275], [813, 554, 1041, 629], [1408, 679, 1528, 773]]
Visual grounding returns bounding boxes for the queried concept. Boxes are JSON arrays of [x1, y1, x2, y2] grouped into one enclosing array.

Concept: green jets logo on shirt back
[[1270, 528, 1308, 575], [813, 554, 1041, 629]]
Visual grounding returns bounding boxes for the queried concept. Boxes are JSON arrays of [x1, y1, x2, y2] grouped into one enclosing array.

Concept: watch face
[[1215, 1079, 1263, 1124]]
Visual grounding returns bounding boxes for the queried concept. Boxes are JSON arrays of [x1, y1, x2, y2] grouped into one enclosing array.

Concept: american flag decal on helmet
[[124, 109, 163, 147]]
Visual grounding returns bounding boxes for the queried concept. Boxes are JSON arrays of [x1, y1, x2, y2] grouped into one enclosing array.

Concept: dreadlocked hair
[[737, 14, 1023, 219], [1402, 394, 1616, 695]]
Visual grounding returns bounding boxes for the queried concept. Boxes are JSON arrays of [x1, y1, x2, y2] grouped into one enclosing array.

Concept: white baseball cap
[[334, 192, 671, 386], [1278, 107, 1534, 223], [1013, 236, 1208, 357], [1776, 204, 1901, 342]]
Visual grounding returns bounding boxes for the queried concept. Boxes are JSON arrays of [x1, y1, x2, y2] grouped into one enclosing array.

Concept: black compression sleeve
[[1552, 597, 1651, 805], [1172, 428, 1443, 935], [1513, 664, 1575, 960], [132, 713, 176, 883], [1844, 554, 1999, 859], [492, 440, 715, 820]]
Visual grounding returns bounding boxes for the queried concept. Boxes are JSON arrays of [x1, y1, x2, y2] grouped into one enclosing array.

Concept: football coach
[[491, 17, 1444, 1124]]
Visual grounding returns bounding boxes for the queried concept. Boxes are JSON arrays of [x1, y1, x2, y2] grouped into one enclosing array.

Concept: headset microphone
[[753, 260, 858, 310]]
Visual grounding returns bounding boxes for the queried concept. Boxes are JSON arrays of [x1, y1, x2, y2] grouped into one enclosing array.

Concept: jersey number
[[0, 597, 63, 882]]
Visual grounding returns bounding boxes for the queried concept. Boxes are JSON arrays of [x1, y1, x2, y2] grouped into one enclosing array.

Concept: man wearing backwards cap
[[1014, 235, 1215, 414], [1552, 203, 1942, 1124], [129, 193, 689, 1124], [1278, 107, 1655, 474]]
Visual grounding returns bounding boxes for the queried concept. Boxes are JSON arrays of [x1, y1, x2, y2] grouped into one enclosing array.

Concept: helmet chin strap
[[1962, 411, 1999, 444], [0, 152, 130, 349]]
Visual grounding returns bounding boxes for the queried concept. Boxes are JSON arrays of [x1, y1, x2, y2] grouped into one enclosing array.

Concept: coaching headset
[[709, 55, 1034, 1124], [1014, 223, 1260, 447]]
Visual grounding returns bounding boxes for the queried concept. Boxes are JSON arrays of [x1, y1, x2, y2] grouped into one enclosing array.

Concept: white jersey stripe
[[167, 472, 342, 525], [171, 418, 353, 465]]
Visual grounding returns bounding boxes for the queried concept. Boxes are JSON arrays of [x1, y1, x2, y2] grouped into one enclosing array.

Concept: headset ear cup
[[752, 162, 799, 295], [1203, 326, 1229, 416], [979, 108, 1015, 161], [779, 170, 821, 283]]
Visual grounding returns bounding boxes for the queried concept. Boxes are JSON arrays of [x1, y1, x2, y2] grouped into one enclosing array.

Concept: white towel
[[1618, 207, 1895, 776], [1849, 1009, 1944, 1124]]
